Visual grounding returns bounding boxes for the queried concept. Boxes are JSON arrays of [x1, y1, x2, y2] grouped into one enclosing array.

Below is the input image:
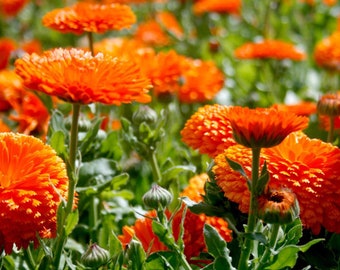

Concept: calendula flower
[[0, 0, 28, 17], [0, 69, 24, 111], [314, 32, 340, 70], [14, 48, 152, 105], [227, 106, 309, 148], [235, 40, 306, 61], [193, 0, 241, 15], [271, 102, 317, 117], [178, 58, 225, 103], [181, 104, 236, 157], [317, 93, 340, 117], [213, 132, 340, 234], [0, 38, 16, 70], [0, 132, 70, 254], [42, 2, 136, 35]]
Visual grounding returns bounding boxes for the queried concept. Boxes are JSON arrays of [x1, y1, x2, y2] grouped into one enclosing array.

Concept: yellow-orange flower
[[42, 2, 136, 35], [178, 58, 224, 103], [0, 132, 70, 254], [235, 40, 306, 61], [14, 48, 152, 105], [193, 0, 241, 15], [314, 32, 340, 70], [213, 132, 340, 234], [181, 104, 236, 157], [0, 0, 28, 17], [271, 102, 317, 117], [0, 38, 16, 70], [227, 106, 309, 148]]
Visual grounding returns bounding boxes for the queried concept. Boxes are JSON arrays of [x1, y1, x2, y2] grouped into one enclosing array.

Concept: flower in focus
[[178, 58, 225, 103], [134, 11, 183, 46], [42, 2, 136, 35], [213, 132, 340, 234], [227, 106, 309, 148], [235, 39, 306, 61], [193, 0, 241, 15], [0, 132, 70, 254], [14, 48, 152, 105], [314, 32, 340, 70], [0, 38, 16, 70], [271, 102, 317, 117], [0, 0, 28, 17], [181, 104, 236, 157]]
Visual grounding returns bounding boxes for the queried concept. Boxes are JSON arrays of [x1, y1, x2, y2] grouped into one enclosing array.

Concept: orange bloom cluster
[[134, 11, 183, 46], [0, 133, 70, 254], [119, 174, 232, 261], [14, 48, 152, 105], [193, 0, 241, 15], [0, 0, 28, 17], [227, 106, 309, 148], [235, 40, 306, 61], [314, 32, 340, 70], [181, 104, 236, 157], [213, 132, 340, 234], [42, 2, 136, 35]]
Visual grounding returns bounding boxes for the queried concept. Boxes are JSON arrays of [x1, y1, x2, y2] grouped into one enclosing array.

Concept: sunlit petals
[[193, 0, 241, 15], [314, 32, 340, 70]]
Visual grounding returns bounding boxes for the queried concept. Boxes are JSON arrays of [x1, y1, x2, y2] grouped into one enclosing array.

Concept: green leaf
[[126, 240, 146, 270], [203, 224, 236, 270], [47, 109, 68, 138], [79, 117, 102, 155], [145, 251, 178, 270], [65, 210, 79, 236], [225, 157, 249, 181], [256, 161, 269, 195], [152, 220, 176, 249], [214, 256, 234, 270], [243, 232, 268, 246], [162, 165, 196, 184], [49, 131, 68, 158]]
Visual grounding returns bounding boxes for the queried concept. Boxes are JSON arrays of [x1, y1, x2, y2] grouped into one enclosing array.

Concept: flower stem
[[238, 147, 262, 270], [149, 148, 162, 184], [87, 31, 94, 56], [256, 223, 280, 269]]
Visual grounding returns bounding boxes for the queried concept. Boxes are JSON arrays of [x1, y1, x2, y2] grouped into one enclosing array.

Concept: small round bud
[[317, 93, 340, 117], [257, 189, 300, 224], [132, 105, 158, 126], [81, 243, 110, 268], [142, 184, 173, 210]]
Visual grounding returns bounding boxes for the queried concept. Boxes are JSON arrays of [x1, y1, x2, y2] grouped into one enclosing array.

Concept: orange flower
[[42, 2, 136, 35], [193, 0, 241, 15], [0, 69, 25, 111], [318, 115, 340, 132], [181, 104, 236, 157], [314, 32, 340, 70], [14, 48, 152, 105], [227, 106, 309, 148], [0, 38, 16, 70], [213, 132, 340, 234], [178, 58, 224, 103], [317, 93, 340, 117], [134, 11, 183, 46], [0, 132, 70, 254], [235, 40, 306, 61], [0, 0, 28, 16], [271, 102, 317, 117]]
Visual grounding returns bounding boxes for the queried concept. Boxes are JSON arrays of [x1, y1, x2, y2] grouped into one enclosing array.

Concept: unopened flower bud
[[132, 105, 158, 126], [257, 189, 299, 224], [142, 184, 173, 210], [317, 93, 340, 117], [81, 243, 110, 268]]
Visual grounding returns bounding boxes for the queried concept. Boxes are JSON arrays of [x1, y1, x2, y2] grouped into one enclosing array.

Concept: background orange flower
[[15, 48, 152, 105], [0, 133, 70, 254], [235, 39, 306, 61], [193, 0, 241, 15], [314, 32, 340, 70], [42, 2, 136, 34], [0, 0, 28, 17], [181, 104, 236, 157]]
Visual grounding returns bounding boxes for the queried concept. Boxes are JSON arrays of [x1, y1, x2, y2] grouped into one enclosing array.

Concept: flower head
[[0, 0, 28, 17], [181, 104, 236, 157], [227, 106, 309, 148], [213, 132, 340, 234], [0, 69, 24, 111], [235, 40, 306, 61], [42, 2, 136, 35], [271, 102, 317, 117], [317, 93, 340, 117], [314, 32, 340, 70], [15, 48, 151, 105], [193, 0, 241, 15], [0, 132, 70, 254]]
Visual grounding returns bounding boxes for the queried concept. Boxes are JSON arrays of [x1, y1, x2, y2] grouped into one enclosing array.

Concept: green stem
[[256, 223, 280, 269], [149, 149, 162, 184], [87, 31, 94, 56], [238, 147, 262, 270], [327, 116, 335, 143]]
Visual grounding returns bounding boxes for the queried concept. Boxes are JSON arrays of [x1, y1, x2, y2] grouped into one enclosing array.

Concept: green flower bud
[[257, 189, 300, 224], [142, 184, 173, 210], [81, 243, 110, 268], [132, 105, 158, 126]]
